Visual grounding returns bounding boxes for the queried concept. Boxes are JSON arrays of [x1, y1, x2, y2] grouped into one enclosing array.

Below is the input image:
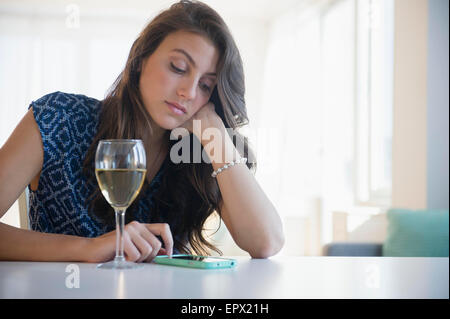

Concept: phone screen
[[171, 255, 229, 263]]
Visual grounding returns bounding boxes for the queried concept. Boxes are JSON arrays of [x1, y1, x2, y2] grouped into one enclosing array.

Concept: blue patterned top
[[28, 91, 167, 238]]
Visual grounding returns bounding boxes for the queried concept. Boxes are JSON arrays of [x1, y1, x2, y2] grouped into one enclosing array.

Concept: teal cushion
[[382, 209, 449, 257]]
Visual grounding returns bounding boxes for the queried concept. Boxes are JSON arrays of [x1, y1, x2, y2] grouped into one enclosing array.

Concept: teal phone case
[[153, 254, 237, 269]]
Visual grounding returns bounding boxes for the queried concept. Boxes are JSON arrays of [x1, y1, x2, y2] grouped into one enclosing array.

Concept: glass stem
[[114, 208, 127, 263]]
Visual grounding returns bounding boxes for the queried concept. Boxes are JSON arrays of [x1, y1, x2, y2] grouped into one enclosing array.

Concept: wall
[[391, 0, 449, 210], [427, 0, 449, 210], [392, 0, 428, 209]]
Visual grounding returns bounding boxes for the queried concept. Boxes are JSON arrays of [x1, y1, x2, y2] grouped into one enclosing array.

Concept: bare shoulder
[[0, 107, 43, 164], [0, 108, 43, 216]]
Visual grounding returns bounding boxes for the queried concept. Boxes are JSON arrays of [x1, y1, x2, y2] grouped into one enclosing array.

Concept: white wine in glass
[[95, 139, 147, 269]]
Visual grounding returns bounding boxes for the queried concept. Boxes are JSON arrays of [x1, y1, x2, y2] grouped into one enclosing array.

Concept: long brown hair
[[83, 0, 256, 255]]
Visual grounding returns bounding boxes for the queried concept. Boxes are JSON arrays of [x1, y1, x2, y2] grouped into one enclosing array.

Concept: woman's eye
[[170, 62, 185, 74], [200, 83, 211, 92]]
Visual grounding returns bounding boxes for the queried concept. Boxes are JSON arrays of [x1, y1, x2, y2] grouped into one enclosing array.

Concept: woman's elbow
[[250, 234, 285, 259]]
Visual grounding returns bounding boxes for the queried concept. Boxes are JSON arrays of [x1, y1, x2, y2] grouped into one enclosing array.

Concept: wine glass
[[95, 139, 147, 269]]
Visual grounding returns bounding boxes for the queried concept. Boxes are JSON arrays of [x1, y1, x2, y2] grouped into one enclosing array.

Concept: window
[[355, 0, 394, 207], [257, 0, 394, 246]]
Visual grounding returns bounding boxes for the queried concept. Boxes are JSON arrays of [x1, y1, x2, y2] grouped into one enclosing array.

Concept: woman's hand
[[87, 221, 174, 263], [179, 101, 225, 139]]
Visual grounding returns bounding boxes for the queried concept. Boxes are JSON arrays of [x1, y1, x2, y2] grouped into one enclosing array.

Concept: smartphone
[[153, 254, 237, 269]]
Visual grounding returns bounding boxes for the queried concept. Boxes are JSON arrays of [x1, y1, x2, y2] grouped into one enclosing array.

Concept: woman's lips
[[165, 101, 186, 115]]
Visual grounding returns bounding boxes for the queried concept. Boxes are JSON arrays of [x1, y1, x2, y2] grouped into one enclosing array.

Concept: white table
[[0, 256, 448, 299]]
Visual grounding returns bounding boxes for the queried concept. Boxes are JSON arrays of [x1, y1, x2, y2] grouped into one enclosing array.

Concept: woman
[[0, 0, 284, 263]]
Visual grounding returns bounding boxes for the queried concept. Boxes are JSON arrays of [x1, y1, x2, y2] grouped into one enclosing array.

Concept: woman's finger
[[143, 236, 162, 263], [128, 229, 154, 263], [122, 231, 141, 262], [133, 225, 162, 262], [146, 223, 174, 257]]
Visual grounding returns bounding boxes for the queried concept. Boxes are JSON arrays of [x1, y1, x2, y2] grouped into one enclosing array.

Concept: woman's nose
[[177, 78, 197, 100]]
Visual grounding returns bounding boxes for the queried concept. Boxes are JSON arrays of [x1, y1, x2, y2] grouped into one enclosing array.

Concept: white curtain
[[0, 7, 144, 146], [253, 0, 360, 251]]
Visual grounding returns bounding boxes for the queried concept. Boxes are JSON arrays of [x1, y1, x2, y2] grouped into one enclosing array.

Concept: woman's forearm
[[202, 127, 285, 258], [0, 222, 92, 262], [218, 167, 285, 258]]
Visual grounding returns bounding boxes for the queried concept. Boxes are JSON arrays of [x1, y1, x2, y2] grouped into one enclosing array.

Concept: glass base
[[97, 259, 143, 270]]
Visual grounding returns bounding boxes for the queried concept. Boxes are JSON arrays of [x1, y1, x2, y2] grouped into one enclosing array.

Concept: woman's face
[[139, 30, 219, 131]]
